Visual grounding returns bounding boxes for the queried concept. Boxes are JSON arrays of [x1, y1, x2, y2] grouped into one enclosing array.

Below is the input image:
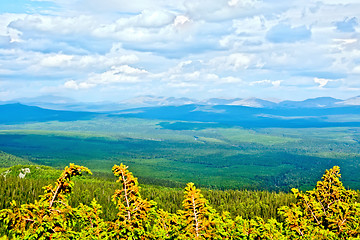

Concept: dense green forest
[[0, 118, 360, 191], [1, 163, 360, 239], [0, 151, 33, 168], [0, 164, 295, 222]]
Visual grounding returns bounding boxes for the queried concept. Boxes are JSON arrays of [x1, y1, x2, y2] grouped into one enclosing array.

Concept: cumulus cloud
[[173, 15, 191, 28], [352, 65, 360, 74], [183, 0, 261, 21], [114, 10, 175, 29], [89, 65, 148, 84], [64, 80, 94, 90], [219, 76, 243, 84], [314, 77, 329, 88], [64, 65, 149, 90], [250, 79, 281, 87], [209, 53, 253, 71], [8, 15, 97, 36], [40, 54, 73, 68], [314, 77, 344, 88], [1, 0, 360, 101]]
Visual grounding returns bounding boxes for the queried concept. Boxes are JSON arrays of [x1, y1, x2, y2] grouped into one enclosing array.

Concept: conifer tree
[[279, 166, 360, 239], [179, 182, 223, 239], [108, 163, 156, 239], [152, 208, 181, 239], [76, 199, 108, 239], [0, 163, 93, 239]]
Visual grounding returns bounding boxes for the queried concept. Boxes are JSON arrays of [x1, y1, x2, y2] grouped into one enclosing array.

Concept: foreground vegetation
[[1, 163, 359, 239], [0, 164, 295, 222]]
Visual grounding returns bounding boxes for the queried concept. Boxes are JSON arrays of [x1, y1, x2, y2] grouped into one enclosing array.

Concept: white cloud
[[64, 0, 185, 15], [314, 77, 329, 88], [227, 0, 239, 7], [250, 79, 280, 87], [184, 0, 261, 21], [90, 13, 197, 48], [64, 80, 81, 90], [167, 82, 198, 88], [64, 65, 149, 90], [114, 10, 175, 28], [220, 76, 243, 83], [40, 54, 73, 68], [210, 53, 253, 71], [174, 15, 191, 27], [113, 65, 148, 75], [0, 14, 26, 42], [8, 15, 97, 36], [2, 0, 360, 101], [271, 80, 282, 87], [88, 65, 147, 84], [352, 66, 360, 74]]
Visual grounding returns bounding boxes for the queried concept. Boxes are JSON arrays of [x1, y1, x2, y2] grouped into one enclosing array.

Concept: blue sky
[[0, 0, 359, 102]]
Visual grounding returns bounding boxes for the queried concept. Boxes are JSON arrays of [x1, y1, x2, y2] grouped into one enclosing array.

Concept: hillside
[[0, 151, 33, 168]]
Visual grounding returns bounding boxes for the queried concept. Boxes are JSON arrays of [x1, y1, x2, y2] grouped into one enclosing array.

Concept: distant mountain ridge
[[278, 97, 343, 108], [1, 100, 360, 128], [1, 95, 360, 112], [0, 103, 97, 124], [111, 104, 360, 128]]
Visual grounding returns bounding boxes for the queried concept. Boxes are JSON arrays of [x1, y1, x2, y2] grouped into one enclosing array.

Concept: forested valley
[[1, 105, 360, 239]]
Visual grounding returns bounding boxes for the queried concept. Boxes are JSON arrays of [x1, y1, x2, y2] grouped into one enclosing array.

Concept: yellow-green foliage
[[108, 163, 156, 239], [279, 166, 360, 239], [178, 182, 222, 239], [0, 164, 93, 239], [1, 164, 359, 239]]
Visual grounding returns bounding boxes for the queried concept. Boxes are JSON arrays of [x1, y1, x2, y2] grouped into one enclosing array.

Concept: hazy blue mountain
[[5, 95, 360, 112], [119, 96, 360, 109], [0, 103, 97, 124], [200, 98, 242, 105], [9, 95, 128, 112], [113, 104, 360, 128], [338, 95, 360, 106], [278, 97, 343, 108], [25, 102, 129, 112], [229, 98, 278, 108], [14, 95, 75, 104], [1, 100, 360, 128], [120, 95, 196, 107]]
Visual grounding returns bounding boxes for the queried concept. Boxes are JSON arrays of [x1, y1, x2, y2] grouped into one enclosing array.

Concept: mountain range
[[1, 95, 360, 112], [1, 95, 360, 128]]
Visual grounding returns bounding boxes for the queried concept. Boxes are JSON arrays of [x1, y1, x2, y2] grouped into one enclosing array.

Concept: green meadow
[[0, 117, 359, 190]]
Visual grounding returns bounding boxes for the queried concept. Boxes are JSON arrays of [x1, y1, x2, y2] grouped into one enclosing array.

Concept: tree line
[[0, 168, 296, 222]]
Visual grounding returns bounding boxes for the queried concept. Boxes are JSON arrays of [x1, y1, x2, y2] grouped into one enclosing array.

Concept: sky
[[0, 0, 360, 102]]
